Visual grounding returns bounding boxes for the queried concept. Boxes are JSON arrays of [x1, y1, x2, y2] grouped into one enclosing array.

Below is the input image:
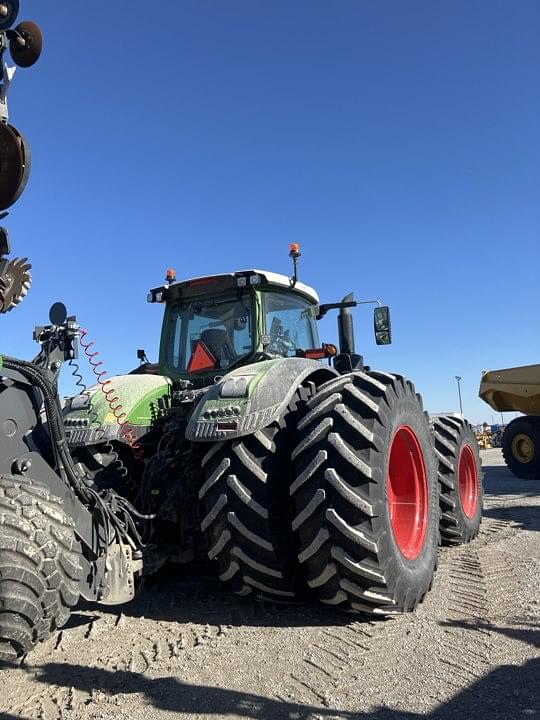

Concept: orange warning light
[[324, 343, 338, 357], [289, 243, 301, 256], [166, 268, 177, 283]]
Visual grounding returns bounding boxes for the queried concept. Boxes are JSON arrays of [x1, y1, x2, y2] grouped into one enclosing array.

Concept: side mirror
[[374, 306, 392, 345]]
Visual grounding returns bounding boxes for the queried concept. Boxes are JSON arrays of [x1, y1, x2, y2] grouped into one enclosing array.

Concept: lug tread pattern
[[433, 415, 483, 545], [291, 371, 438, 615], [0, 474, 82, 660], [200, 392, 310, 601]]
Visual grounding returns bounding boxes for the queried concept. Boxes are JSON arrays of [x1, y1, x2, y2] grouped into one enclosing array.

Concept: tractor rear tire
[[0, 474, 82, 660], [200, 388, 312, 602], [502, 417, 540, 479], [433, 416, 482, 544], [291, 371, 439, 615]]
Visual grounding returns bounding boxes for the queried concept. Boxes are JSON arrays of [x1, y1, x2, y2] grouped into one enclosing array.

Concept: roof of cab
[[163, 269, 319, 304]]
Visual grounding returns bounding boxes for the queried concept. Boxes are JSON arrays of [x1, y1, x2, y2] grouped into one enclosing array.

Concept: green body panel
[[64, 375, 172, 427], [185, 357, 337, 442], [191, 358, 280, 417]]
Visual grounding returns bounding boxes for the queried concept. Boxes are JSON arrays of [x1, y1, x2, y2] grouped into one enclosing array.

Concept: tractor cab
[[148, 269, 322, 381]]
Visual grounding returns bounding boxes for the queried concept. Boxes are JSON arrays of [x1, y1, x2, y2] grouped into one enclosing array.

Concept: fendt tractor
[[0, 2, 482, 661]]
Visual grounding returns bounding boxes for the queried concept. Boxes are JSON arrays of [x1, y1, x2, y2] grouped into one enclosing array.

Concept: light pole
[[455, 376, 463, 416]]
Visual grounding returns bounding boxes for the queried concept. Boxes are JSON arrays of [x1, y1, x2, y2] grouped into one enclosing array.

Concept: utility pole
[[455, 376, 463, 416]]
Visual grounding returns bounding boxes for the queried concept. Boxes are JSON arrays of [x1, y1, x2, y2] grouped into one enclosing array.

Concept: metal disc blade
[[0, 256, 31, 312], [10, 20, 43, 67], [7, 124, 31, 205], [0, 0, 19, 31], [0, 123, 30, 210]]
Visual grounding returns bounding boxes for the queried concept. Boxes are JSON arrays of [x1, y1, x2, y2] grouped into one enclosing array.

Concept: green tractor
[[0, 252, 483, 659]]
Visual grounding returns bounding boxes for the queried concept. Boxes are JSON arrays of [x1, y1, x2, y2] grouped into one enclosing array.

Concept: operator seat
[[200, 329, 237, 368]]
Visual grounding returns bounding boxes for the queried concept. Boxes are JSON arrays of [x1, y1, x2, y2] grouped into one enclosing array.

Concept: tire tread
[[0, 474, 81, 660]]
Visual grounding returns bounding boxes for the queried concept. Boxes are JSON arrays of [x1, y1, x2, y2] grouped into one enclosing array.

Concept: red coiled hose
[[79, 329, 143, 458]]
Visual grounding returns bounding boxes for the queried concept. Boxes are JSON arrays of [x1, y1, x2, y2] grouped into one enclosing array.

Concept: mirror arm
[[317, 301, 356, 319], [356, 299, 382, 307], [317, 298, 381, 320]]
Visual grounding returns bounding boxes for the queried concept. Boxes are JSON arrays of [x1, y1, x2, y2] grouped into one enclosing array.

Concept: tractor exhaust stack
[[338, 292, 356, 354]]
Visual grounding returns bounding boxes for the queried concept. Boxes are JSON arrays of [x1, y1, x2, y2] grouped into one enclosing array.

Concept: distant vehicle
[[479, 364, 540, 478]]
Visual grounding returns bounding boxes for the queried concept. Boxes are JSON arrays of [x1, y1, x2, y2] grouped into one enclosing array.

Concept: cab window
[[264, 292, 318, 357], [167, 296, 253, 371]]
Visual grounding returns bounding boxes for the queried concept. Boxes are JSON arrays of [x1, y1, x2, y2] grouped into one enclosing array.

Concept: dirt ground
[[1, 448, 538, 720]]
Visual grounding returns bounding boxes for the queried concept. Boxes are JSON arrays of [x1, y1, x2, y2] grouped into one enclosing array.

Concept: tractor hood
[[186, 357, 337, 442], [63, 374, 172, 447]]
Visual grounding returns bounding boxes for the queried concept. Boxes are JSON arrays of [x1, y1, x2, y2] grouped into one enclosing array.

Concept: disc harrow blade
[[0, 256, 31, 312]]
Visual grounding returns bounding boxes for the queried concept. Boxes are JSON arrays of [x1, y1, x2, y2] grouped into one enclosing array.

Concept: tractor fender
[[186, 358, 338, 442], [63, 374, 172, 447]]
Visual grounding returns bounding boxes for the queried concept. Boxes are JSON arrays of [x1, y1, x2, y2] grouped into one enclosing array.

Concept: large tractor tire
[[200, 388, 312, 602], [291, 371, 438, 615], [432, 416, 482, 544], [502, 416, 540, 479], [0, 474, 82, 660]]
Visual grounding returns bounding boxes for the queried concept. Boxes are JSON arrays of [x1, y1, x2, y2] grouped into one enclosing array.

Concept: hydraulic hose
[[0, 354, 152, 550]]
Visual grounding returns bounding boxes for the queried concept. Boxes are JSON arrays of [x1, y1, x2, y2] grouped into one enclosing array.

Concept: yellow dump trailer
[[479, 364, 540, 478]]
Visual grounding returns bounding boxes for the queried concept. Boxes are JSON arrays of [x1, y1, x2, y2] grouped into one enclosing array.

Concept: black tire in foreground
[[200, 388, 312, 602], [502, 416, 540, 480], [0, 474, 82, 661], [291, 370, 439, 615], [432, 415, 483, 545]]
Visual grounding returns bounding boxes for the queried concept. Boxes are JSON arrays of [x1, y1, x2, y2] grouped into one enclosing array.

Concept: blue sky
[[2, 0, 538, 423]]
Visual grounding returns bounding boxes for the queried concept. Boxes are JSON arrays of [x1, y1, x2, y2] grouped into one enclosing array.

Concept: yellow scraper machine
[[479, 364, 540, 478]]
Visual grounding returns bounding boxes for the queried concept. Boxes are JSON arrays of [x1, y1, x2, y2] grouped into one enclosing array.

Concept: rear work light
[[237, 274, 260, 287], [147, 291, 165, 303]]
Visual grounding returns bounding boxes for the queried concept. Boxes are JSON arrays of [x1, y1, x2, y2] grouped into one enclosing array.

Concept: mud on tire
[[433, 415, 483, 544], [200, 388, 312, 602], [0, 474, 82, 660], [291, 371, 439, 615]]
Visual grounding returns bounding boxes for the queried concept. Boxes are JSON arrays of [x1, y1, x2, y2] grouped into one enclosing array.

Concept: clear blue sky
[[3, 0, 538, 424]]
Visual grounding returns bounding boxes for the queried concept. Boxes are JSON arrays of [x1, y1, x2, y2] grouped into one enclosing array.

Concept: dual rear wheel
[[201, 371, 482, 612], [433, 415, 482, 544]]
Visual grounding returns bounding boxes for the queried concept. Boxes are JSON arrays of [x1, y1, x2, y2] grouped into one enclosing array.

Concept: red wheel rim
[[458, 445, 478, 518], [387, 426, 429, 560]]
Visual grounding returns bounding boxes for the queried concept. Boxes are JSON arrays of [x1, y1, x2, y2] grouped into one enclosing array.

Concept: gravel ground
[[1, 448, 538, 720]]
